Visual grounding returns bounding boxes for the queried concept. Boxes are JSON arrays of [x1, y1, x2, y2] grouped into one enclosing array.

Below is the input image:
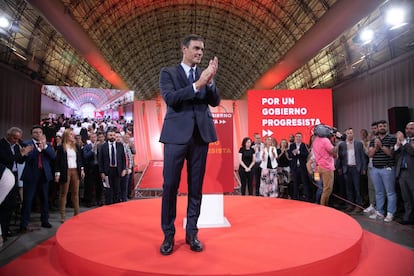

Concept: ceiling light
[[385, 7, 408, 30], [0, 16, 11, 29], [359, 28, 374, 44]]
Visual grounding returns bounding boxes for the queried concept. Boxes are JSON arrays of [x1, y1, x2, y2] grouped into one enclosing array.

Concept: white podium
[[183, 194, 231, 228]]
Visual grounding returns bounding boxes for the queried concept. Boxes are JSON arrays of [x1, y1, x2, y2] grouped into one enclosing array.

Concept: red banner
[[179, 113, 234, 194], [248, 89, 333, 144]]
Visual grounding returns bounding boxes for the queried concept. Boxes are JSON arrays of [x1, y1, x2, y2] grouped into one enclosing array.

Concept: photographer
[[312, 124, 338, 206]]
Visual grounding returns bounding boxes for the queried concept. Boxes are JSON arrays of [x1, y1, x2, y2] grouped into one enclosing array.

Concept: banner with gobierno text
[[248, 89, 333, 145], [179, 113, 234, 194]]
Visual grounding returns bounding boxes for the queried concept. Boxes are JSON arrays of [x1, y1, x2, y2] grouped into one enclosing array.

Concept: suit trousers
[[399, 169, 414, 221], [344, 166, 362, 205], [161, 127, 208, 238], [104, 167, 121, 205], [21, 170, 49, 227]]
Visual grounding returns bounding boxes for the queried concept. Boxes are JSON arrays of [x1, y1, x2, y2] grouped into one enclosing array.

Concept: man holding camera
[[312, 125, 338, 206]]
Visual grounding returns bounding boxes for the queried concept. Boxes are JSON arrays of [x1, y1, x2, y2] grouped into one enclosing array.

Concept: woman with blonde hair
[[55, 128, 84, 223], [260, 136, 278, 197]]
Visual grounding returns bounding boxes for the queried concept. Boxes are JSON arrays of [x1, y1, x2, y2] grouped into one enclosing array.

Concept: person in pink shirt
[[312, 125, 338, 206]]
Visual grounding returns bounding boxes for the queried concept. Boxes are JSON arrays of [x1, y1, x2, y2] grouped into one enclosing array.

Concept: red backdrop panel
[[248, 89, 333, 145], [179, 113, 234, 194]]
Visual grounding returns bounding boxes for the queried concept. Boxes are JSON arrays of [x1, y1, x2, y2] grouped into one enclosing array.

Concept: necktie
[[188, 68, 194, 84], [401, 137, 411, 169], [111, 143, 116, 166], [38, 152, 43, 169]]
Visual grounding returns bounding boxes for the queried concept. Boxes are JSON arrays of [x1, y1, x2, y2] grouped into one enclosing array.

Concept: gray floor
[[1, 200, 413, 268]]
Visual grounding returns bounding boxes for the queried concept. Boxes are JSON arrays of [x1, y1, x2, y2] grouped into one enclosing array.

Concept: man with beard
[[98, 129, 126, 205], [394, 122, 414, 225], [368, 120, 397, 222], [363, 121, 378, 214]]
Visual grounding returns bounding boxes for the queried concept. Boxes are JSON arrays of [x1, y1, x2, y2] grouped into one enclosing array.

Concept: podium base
[[183, 194, 231, 229]]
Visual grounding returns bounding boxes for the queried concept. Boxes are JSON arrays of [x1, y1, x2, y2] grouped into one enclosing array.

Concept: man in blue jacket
[[159, 34, 220, 255], [20, 125, 56, 231]]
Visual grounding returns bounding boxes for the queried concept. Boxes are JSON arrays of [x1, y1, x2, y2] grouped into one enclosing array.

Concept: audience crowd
[[0, 115, 136, 243], [238, 119, 414, 226]]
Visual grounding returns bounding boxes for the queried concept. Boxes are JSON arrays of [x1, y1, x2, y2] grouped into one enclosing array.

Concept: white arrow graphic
[[262, 129, 274, 137]]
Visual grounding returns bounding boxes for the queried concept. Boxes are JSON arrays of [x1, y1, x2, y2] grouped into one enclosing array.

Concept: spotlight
[[385, 7, 408, 30], [353, 28, 374, 45], [359, 29, 374, 44], [0, 16, 11, 29]]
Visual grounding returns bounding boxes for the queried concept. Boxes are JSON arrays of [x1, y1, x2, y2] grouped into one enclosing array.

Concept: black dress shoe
[[6, 230, 18, 237], [160, 236, 174, 255], [186, 235, 203, 252], [41, 222, 52, 228]]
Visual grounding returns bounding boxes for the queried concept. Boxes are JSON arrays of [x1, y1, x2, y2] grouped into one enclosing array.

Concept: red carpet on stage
[[2, 196, 414, 275]]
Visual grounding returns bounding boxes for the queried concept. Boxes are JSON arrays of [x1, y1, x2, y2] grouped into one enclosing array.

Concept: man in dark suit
[[20, 125, 56, 231], [338, 128, 367, 212], [395, 122, 414, 225], [83, 132, 102, 206], [158, 34, 220, 255], [0, 127, 33, 240], [98, 129, 126, 205], [288, 132, 311, 201]]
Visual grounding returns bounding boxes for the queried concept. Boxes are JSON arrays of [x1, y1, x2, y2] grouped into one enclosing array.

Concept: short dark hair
[[181, 34, 204, 48], [31, 125, 43, 134], [377, 120, 387, 125], [371, 121, 378, 127]]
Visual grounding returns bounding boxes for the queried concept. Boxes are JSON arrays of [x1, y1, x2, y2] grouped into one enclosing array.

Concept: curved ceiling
[[1, 0, 413, 110]]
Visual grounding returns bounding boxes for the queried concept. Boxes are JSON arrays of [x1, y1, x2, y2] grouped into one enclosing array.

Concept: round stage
[[55, 196, 363, 275]]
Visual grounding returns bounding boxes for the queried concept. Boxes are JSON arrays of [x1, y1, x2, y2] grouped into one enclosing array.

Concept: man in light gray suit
[[338, 128, 367, 212]]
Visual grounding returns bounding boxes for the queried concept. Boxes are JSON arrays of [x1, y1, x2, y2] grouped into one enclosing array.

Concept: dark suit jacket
[[395, 140, 414, 178], [159, 64, 220, 144], [98, 141, 126, 176], [288, 143, 309, 171], [83, 142, 97, 168], [338, 140, 367, 173], [0, 138, 25, 170], [21, 140, 55, 183], [55, 144, 83, 183]]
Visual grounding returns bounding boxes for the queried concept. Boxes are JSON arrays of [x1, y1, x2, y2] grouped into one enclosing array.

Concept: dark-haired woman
[[238, 137, 255, 195]]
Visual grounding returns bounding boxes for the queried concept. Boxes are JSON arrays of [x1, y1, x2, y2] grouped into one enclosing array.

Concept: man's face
[[182, 40, 204, 66], [254, 135, 261, 144], [405, 123, 414, 138], [7, 131, 22, 145], [90, 134, 97, 143], [295, 134, 302, 144], [97, 134, 105, 143], [289, 134, 294, 143], [107, 131, 116, 142], [346, 129, 354, 141], [371, 125, 378, 135], [31, 128, 43, 141], [377, 123, 388, 135]]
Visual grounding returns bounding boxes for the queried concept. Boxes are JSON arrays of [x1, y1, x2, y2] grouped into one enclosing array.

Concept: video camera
[[313, 124, 346, 141]]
